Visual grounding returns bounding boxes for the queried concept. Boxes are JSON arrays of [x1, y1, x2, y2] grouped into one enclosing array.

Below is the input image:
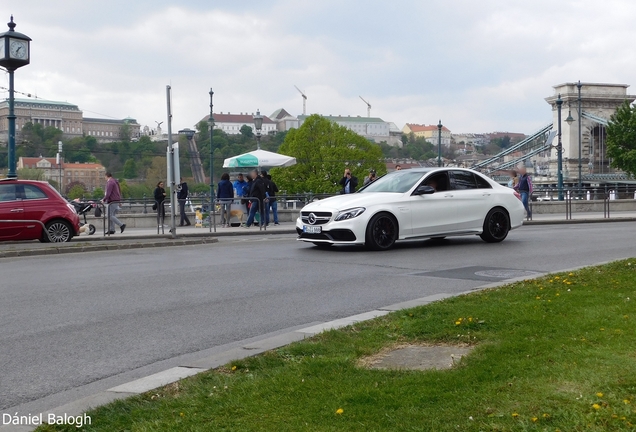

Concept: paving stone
[[368, 345, 473, 371]]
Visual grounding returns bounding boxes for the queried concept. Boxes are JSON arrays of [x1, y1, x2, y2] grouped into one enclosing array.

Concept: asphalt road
[[1, 222, 634, 413]]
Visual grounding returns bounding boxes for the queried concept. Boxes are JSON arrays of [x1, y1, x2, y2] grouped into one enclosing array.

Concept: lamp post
[[253, 110, 263, 150], [437, 120, 442, 167], [0, 16, 32, 179], [57, 140, 63, 193], [208, 89, 215, 214], [577, 80, 582, 191], [556, 94, 564, 201]]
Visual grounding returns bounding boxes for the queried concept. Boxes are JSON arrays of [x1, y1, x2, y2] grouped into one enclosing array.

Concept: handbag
[[94, 206, 102, 217], [152, 203, 158, 211]]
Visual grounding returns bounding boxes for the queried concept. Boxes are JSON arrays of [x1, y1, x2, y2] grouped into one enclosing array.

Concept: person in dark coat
[[265, 172, 280, 225], [338, 168, 358, 194], [177, 177, 191, 226], [245, 169, 266, 228], [154, 181, 166, 227], [217, 173, 234, 227]]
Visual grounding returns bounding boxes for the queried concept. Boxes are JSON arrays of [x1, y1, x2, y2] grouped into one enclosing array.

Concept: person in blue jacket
[[217, 173, 234, 227]]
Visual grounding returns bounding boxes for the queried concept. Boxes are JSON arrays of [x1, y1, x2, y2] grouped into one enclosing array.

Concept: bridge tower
[[545, 83, 636, 179]]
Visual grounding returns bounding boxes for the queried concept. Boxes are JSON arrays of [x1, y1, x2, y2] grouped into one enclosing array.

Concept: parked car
[[296, 167, 525, 250], [0, 178, 80, 242]]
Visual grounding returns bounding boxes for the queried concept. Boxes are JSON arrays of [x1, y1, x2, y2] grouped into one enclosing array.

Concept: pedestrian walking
[[514, 166, 533, 218], [265, 173, 280, 225], [245, 169, 266, 228], [233, 173, 250, 213], [177, 177, 191, 226], [217, 173, 234, 227], [102, 172, 125, 234], [154, 181, 166, 228], [338, 168, 358, 194]]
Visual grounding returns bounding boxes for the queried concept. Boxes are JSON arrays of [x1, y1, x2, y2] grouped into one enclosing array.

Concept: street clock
[[0, 16, 31, 70]]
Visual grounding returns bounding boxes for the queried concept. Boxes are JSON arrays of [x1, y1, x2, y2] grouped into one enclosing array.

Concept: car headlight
[[67, 203, 78, 214], [335, 207, 365, 221]]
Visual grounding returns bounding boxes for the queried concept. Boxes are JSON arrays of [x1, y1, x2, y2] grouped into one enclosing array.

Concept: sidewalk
[[1, 212, 635, 259]]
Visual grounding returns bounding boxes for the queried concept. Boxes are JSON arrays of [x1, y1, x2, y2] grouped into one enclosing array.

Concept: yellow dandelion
[[231, 365, 237, 371], [531, 417, 538, 422], [554, 276, 560, 279], [468, 317, 473, 322], [536, 296, 541, 300], [612, 414, 618, 418], [542, 413, 550, 418], [180, 412, 185, 417], [600, 328, 605, 331], [597, 392, 604, 397], [592, 403, 601, 410], [566, 282, 572, 285], [621, 416, 626, 420], [336, 408, 344, 415], [624, 399, 631, 404], [549, 279, 554, 283], [512, 412, 519, 418], [455, 321, 461, 325], [569, 272, 574, 276], [556, 293, 560, 296]]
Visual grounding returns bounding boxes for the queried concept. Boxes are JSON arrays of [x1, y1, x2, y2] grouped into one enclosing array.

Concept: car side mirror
[[414, 185, 436, 195]]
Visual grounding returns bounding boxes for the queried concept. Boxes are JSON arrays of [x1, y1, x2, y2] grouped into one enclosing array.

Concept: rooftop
[[1, 98, 80, 109], [201, 113, 276, 124], [298, 114, 387, 123]]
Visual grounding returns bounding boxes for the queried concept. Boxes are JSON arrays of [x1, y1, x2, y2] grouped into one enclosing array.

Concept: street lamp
[[253, 110, 263, 150], [0, 16, 32, 179], [57, 140, 63, 193], [556, 94, 564, 201], [577, 80, 582, 191], [208, 89, 215, 221], [437, 120, 442, 167]]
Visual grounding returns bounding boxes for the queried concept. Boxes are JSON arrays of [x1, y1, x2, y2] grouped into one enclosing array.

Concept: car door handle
[[10, 208, 24, 212], [482, 192, 491, 196], [443, 194, 454, 198]]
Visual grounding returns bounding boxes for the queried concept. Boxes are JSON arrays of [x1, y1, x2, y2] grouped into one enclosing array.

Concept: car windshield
[[359, 171, 425, 193]]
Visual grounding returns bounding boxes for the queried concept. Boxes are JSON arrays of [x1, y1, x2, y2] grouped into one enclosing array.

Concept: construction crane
[[359, 96, 371, 117], [294, 85, 307, 115]]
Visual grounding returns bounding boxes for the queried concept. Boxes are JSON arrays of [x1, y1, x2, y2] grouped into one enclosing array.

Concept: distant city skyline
[[3, 1, 636, 135]]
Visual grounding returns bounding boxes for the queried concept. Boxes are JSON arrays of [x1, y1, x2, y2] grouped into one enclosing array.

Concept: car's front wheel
[[43, 220, 73, 243], [365, 212, 398, 250], [480, 208, 510, 243]]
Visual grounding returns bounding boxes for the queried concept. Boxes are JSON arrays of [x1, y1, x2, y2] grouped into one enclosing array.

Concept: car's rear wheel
[[365, 212, 398, 250], [480, 208, 510, 243], [43, 220, 73, 243]]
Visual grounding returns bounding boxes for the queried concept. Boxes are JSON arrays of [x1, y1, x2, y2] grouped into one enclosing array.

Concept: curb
[[0, 238, 218, 259], [523, 217, 636, 225], [8, 260, 615, 431]]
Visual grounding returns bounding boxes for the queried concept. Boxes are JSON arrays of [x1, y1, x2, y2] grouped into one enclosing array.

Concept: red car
[[0, 178, 80, 242]]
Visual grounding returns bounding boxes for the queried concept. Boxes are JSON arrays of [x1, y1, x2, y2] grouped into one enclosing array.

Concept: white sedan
[[296, 167, 524, 250]]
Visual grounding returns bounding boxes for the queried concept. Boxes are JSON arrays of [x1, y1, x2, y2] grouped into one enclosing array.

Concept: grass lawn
[[38, 260, 636, 431]]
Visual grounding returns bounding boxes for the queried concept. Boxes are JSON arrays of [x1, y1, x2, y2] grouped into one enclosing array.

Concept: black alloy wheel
[[480, 208, 510, 243], [366, 213, 398, 250]]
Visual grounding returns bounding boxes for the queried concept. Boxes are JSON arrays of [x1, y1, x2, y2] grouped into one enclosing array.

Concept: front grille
[[300, 211, 332, 225], [297, 228, 356, 242]]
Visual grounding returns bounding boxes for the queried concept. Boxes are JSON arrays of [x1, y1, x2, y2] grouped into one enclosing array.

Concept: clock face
[[9, 39, 28, 60]]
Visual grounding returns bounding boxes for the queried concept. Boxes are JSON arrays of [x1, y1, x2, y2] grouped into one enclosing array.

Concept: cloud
[[4, 0, 636, 136]]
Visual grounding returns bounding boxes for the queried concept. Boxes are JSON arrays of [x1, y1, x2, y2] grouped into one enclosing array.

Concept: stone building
[[0, 98, 140, 143], [18, 156, 106, 191], [402, 123, 452, 146]]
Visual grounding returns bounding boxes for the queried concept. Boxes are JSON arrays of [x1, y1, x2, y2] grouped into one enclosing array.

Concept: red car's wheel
[[43, 220, 73, 243]]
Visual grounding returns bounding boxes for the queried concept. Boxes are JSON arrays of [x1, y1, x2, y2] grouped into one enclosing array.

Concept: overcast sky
[[4, 0, 636, 135]]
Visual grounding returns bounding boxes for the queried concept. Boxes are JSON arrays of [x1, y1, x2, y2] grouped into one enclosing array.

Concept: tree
[[271, 115, 386, 193], [145, 156, 167, 187], [17, 168, 45, 180], [122, 159, 138, 178], [607, 100, 636, 176], [92, 187, 105, 200], [240, 125, 254, 139], [68, 184, 86, 200]]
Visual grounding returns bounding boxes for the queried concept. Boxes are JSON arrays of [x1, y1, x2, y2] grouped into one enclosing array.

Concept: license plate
[[303, 225, 322, 234]]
